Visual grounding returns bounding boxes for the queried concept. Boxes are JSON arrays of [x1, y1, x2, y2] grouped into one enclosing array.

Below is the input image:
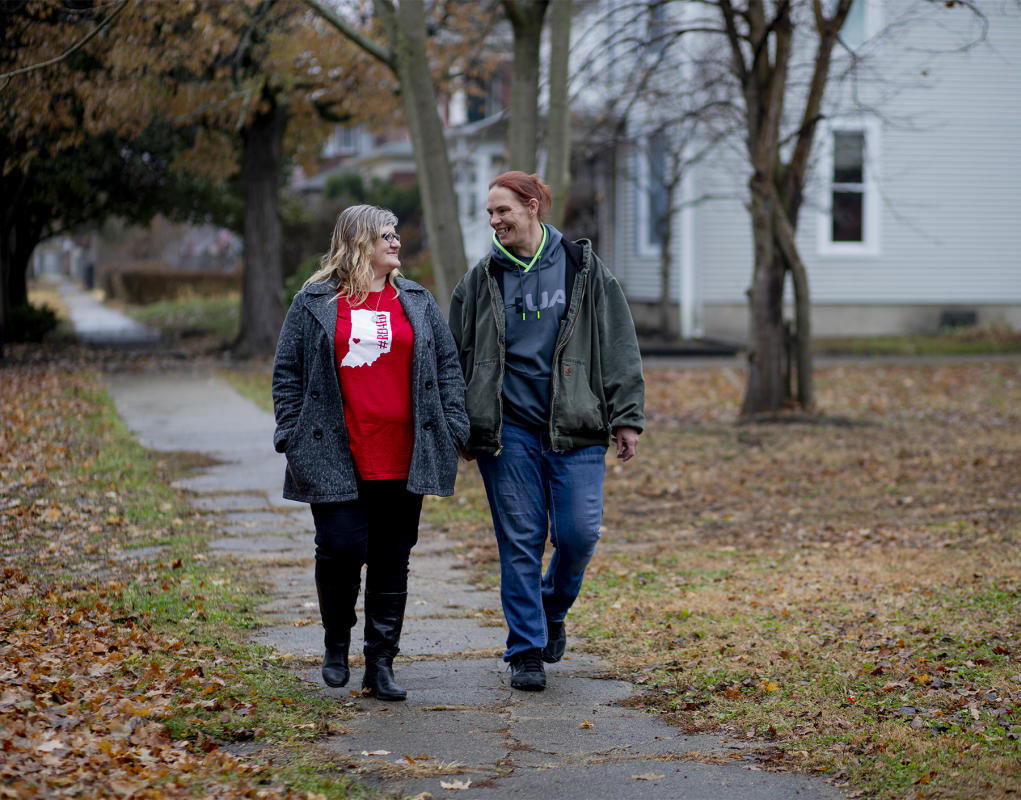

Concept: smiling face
[[487, 186, 542, 255], [369, 227, 401, 283]]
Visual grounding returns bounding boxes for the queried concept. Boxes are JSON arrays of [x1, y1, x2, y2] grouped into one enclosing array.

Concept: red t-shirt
[[334, 286, 415, 480]]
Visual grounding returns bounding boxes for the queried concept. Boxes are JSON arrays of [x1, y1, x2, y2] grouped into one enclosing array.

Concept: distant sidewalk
[[52, 276, 159, 346]]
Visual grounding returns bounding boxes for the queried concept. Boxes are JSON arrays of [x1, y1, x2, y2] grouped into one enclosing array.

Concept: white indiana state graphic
[[341, 309, 392, 368]]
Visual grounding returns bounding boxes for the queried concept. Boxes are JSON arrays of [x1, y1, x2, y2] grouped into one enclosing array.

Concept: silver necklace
[[369, 281, 388, 321]]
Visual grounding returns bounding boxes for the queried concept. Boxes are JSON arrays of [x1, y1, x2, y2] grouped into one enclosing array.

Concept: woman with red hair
[[449, 171, 645, 691]]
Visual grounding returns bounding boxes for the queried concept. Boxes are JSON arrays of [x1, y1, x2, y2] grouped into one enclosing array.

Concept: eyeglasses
[[381, 231, 401, 244]]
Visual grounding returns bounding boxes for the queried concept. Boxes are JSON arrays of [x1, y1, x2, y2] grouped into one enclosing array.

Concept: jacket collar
[[304, 276, 424, 295], [302, 276, 426, 338], [483, 237, 593, 275]]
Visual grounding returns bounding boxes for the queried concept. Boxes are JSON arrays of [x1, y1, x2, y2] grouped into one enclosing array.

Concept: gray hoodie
[[491, 223, 568, 429]]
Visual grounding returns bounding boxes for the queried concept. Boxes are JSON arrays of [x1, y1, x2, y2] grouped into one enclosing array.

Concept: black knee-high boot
[[315, 567, 360, 688], [362, 592, 408, 701]]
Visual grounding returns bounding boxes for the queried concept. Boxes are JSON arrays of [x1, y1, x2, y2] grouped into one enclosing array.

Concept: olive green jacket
[[448, 238, 645, 455]]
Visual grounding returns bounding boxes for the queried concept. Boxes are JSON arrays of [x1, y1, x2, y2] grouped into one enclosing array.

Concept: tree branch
[[718, 0, 749, 86], [301, 0, 395, 70], [785, 0, 854, 214], [0, 0, 129, 87]]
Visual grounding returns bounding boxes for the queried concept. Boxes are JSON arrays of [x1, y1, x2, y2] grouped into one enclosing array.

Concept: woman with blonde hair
[[273, 204, 469, 700]]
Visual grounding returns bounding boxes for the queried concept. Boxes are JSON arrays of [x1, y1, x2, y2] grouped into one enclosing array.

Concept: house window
[[818, 120, 881, 256], [636, 131, 668, 256], [832, 131, 865, 241], [322, 125, 361, 158], [839, 0, 880, 50], [841, 0, 865, 48]]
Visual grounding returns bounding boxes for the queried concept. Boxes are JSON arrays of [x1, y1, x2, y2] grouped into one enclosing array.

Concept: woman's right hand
[[459, 447, 475, 462]]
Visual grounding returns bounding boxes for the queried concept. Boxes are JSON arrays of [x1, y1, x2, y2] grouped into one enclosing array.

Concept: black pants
[[310, 480, 423, 594]]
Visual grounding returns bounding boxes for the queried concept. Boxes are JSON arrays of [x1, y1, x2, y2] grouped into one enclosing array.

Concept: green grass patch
[[126, 293, 240, 345], [222, 368, 275, 413], [814, 323, 1021, 356]]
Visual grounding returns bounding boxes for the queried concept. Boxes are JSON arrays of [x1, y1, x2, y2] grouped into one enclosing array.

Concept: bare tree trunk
[[741, 179, 787, 415], [387, 0, 466, 304], [658, 177, 679, 336], [503, 0, 549, 173], [659, 221, 673, 337], [8, 234, 30, 308], [773, 195, 814, 410], [547, 0, 571, 227], [0, 229, 11, 359], [0, 215, 44, 355], [790, 256, 813, 409], [304, 0, 468, 305], [234, 92, 286, 358]]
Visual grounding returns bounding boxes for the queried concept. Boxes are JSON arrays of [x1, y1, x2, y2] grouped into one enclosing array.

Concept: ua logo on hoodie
[[522, 289, 567, 312]]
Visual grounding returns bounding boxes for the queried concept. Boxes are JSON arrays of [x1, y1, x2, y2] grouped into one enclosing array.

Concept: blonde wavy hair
[[304, 204, 401, 305]]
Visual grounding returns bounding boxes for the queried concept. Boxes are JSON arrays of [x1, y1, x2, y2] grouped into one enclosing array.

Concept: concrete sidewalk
[[105, 368, 847, 800], [54, 276, 159, 346]]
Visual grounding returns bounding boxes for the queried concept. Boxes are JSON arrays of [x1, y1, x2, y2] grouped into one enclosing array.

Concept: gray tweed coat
[[272, 277, 469, 503]]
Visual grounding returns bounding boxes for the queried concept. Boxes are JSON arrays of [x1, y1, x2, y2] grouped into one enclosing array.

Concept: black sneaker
[[542, 619, 566, 663], [509, 649, 546, 691]]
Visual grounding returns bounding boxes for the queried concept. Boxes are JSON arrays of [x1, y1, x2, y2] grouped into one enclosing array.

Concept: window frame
[[839, 0, 882, 51], [816, 117, 882, 257], [635, 132, 669, 258]]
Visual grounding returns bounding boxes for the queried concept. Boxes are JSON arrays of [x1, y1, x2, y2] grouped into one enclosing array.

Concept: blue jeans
[[477, 422, 606, 660]]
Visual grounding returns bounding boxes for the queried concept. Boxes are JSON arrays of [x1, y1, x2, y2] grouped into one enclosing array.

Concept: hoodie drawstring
[[495, 226, 548, 321]]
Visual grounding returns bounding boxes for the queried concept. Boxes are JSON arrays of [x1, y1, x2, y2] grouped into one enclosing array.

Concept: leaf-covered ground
[[0, 360, 360, 799], [431, 359, 1021, 800], [4, 349, 1018, 800]]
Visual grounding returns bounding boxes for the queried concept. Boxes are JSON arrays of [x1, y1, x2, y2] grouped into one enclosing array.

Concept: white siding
[[802, 2, 1021, 303], [693, 142, 753, 304], [618, 2, 1021, 317]]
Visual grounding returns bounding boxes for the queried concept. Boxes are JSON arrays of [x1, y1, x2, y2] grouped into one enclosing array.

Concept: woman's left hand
[[612, 427, 640, 462]]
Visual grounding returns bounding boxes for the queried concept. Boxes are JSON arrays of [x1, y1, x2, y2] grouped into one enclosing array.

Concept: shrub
[[8, 302, 59, 342], [283, 256, 323, 306]]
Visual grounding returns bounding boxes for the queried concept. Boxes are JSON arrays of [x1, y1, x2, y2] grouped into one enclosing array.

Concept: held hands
[[612, 426, 640, 462]]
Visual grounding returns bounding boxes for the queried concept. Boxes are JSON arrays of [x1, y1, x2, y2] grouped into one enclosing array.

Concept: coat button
[[425, 380, 434, 390], [313, 429, 323, 440], [423, 421, 433, 430], [311, 390, 320, 399]]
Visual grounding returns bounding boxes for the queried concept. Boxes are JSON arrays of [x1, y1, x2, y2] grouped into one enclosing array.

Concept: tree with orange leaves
[[1, 0, 394, 356]]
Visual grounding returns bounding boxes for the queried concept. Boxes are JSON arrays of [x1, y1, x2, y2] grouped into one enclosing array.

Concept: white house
[[593, 0, 1021, 340]]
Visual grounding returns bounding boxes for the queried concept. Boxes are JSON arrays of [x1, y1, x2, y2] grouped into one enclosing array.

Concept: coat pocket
[[283, 421, 327, 492], [556, 358, 605, 434], [465, 358, 501, 432]]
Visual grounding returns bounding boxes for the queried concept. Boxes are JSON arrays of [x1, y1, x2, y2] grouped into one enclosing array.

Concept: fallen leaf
[[439, 778, 472, 790], [35, 738, 65, 753], [632, 772, 665, 780], [362, 749, 391, 756]]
